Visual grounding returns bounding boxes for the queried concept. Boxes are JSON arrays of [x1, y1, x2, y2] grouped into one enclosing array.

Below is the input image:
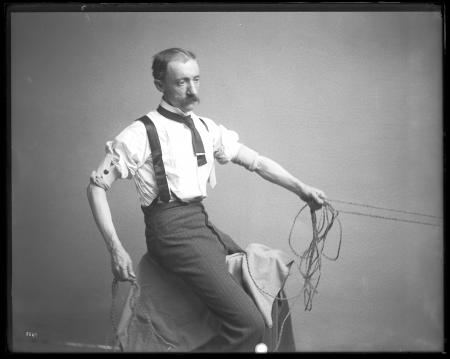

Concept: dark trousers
[[142, 201, 265, 352]]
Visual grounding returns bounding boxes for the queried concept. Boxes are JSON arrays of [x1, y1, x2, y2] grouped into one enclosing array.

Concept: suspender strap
[[136, 115, 171, 203]]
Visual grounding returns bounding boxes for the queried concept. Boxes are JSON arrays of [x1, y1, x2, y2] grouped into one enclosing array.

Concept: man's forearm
[[86, 183, 125, 254], [253, 155, 308, 199]]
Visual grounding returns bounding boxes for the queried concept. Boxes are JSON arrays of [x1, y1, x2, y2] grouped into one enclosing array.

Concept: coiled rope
[[243, 202, 342, 304], [245, 198, 440, 351], [243, 201, 342, 351]]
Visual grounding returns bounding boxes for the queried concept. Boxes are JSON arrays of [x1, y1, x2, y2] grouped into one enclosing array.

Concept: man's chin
[[183, 101, 199, 112]]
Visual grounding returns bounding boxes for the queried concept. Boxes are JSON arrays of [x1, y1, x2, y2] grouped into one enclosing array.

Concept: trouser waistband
[[141, 198, 203, 216]]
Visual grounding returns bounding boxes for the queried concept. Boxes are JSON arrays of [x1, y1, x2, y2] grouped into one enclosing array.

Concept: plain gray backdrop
[[10, 9, 443, 352]]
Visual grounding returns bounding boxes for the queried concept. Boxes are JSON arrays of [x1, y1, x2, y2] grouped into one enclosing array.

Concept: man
[[87, 48, 326, 352]]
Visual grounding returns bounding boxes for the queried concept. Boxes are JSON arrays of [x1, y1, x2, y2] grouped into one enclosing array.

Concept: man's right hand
[[110, 247, 136, 282]]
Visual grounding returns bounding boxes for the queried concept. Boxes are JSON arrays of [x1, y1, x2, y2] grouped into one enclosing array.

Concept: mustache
[[186, 95, 200, 103]]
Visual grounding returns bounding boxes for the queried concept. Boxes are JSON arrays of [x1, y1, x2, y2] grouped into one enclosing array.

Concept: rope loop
[[244, 201, 342, 351], [286, 201, 342, 311]]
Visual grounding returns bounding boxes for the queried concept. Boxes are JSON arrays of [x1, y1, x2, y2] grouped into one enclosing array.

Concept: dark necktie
[[157, 106, 207, 166]]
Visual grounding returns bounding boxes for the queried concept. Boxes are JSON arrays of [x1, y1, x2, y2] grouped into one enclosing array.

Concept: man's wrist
[[296, 182, 310, 201], [107, 236, 125, 255]]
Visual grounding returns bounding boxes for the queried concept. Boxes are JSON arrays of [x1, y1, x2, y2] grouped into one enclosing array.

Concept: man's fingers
[[308, 192, 324, 211], [120, 267, 128, 280], [128, 266, 136, 280], [111, 253, 135, 282], [313, 192, 324, 204], [112, 269, 127, 282]]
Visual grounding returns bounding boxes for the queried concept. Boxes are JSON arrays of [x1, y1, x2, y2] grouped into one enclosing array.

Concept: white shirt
[[105, 99, 243, 206]]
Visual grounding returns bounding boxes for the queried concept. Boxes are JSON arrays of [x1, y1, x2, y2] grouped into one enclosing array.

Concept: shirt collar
[[160, 98, 193, 117]]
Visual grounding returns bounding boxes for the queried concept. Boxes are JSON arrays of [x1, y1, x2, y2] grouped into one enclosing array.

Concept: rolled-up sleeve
[[105, 121, 148, 179], [212, 124, 242, 165]]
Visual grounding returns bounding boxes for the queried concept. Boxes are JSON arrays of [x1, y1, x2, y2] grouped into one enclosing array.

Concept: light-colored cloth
[[116, 243, 294, 352], [104, 99, 253, 206], [226, 243, 293, 328]]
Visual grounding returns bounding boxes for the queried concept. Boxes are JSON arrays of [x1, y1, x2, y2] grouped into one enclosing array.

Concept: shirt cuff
[[231, 144, 259, 171]]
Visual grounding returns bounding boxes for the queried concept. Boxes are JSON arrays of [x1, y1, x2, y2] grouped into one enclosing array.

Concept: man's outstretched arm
[[86, 155, 136, 282], [232, 145, 326, 210]]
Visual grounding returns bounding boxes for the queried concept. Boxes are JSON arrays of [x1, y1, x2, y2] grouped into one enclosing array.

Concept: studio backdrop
[[10, 8, 443, 352]]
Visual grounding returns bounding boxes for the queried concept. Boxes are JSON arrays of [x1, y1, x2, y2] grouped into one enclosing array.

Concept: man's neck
[[161, 97, 191, 116]]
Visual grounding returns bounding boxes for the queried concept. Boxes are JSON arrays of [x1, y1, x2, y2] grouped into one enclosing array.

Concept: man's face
[[156, 59, 200, 113]]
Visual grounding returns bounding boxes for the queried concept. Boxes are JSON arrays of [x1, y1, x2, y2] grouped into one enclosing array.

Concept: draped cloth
[[115, 243, 296, 352]]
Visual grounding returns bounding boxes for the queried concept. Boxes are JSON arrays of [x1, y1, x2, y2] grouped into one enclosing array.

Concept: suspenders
[[136, 114, 209, 204], [136, 116, 171, 203]]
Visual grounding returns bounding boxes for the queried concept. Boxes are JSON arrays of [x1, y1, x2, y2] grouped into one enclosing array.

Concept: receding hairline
[[170, 51, 196, 62], [152, 48, 198, 80], [167, 55, 198, 66]]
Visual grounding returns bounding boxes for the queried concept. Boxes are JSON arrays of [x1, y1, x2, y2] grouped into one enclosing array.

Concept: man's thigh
[[153, 235, 256, 321]]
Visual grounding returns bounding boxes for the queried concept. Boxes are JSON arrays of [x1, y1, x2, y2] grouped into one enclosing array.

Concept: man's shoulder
[[124, 109, 165, 129], [114, 116, 147, 142]]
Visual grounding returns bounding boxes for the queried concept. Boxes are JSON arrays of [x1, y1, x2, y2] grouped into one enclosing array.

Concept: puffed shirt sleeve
[[205, 119, 259, 171], [205, 120, 242, 165], [104, 121, 148, 179]]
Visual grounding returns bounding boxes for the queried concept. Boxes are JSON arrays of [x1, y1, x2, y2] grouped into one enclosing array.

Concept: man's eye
[[194, 77, 200, 83], [176, 80, 185, 86]]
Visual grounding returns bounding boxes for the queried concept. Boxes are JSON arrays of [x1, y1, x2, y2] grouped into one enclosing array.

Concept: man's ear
[[154, 79, 164, 93]]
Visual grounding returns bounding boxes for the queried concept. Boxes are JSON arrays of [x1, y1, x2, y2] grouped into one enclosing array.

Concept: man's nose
[[187, 81, 198, 95]]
